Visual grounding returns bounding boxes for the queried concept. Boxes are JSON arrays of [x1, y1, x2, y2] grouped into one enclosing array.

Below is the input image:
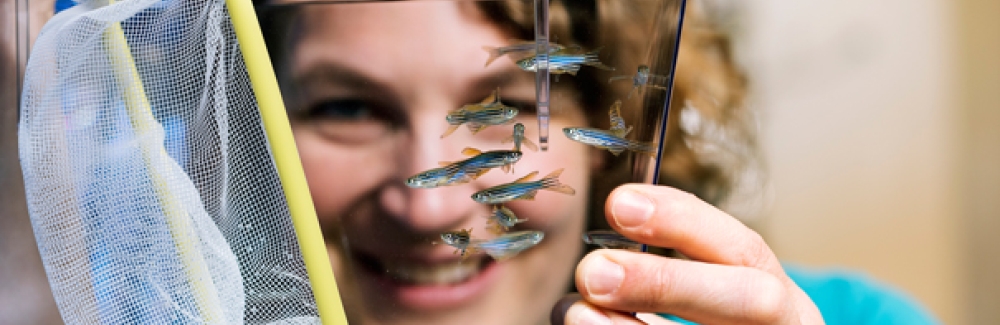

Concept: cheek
[[294, 128, 396, 222]]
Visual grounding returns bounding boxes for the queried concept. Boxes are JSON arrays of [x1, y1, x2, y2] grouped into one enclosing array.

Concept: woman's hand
[[551, 184, 824, 325]]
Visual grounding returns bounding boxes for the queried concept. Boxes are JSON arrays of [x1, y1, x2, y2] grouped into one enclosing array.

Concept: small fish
[[501, 123, 538, 152], [442, 88, 518, 138], [440, 228, 475, 258], [563, 127, 655, 156], [482, 40, 570, 67], [484, 205, 528, 235], [440, 147, 523, 176], [608, 65, 670, 99], [471, 168, 576, 205], [607, 100, 632, 138], [515, 48, 615, 76], [583, 230, 642, 251], [405, 166, 470, 188], [468, 230, 545, 261]]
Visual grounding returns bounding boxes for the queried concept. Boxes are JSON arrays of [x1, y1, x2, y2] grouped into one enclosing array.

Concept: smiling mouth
[[352, 249, 495, 286]]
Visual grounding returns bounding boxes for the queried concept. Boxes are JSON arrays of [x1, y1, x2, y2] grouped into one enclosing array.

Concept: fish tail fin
[[482, 46, 503, 68], [586, 61, 615, 71], [441, 124, 460, 138], [583, 48, 614, 71], [522, 137, 538, 152], [541, 168, 576, 195]]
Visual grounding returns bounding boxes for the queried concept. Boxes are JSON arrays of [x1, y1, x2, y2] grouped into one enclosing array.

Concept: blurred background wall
[[710, 0, 1000, 324], [1, 0, 62, 324], [1, 0, 997, 324]]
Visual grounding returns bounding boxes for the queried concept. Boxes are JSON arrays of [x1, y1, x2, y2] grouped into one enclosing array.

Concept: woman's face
[[283, 2, 596, 324]]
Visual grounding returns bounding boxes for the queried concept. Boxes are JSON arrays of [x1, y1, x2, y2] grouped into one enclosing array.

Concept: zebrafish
[[608, 65, 670, 99], [440, 228, 475, 258], [482, 40, 571, 67], [471, 169, 576, 205], [442, 89, 518, 138], [406, 166, 470, 188], [501, 123, 538, 152], [563, 127, 655, 156], [467, 230, 545, 261], [607, 100, 632, 138], [515, 48, 615, 76], [440, 147, 523, 176], [583, 230, 642, 251], [484, 205, 528, 235]]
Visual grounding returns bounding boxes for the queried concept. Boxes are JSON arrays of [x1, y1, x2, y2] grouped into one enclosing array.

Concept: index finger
[[605, 184, 783, 276]]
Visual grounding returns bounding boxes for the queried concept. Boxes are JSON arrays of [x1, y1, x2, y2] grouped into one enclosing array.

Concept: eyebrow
[[290, 62, 400, 111], [290, 59, 534, 111]]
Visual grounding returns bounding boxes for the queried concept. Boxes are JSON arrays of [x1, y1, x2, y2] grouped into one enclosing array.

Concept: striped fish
[[515, 48, 615, 76], [471, 169, 576, 205], [406, 147, 521, 188], [482, 40, 570, 67], [608, 64, 670, 99], [440, 228, 475, 258], [562, 127, 655, 156], [467, 230, 545, 261], [501, 123, 538, 152], [442, 88, 518, 138], [484, 205, 528, 235], [583, 230, 642, 251], [406, 166, 469, 188], [440, 147, 523, 176], [607, 100, 632, 138]]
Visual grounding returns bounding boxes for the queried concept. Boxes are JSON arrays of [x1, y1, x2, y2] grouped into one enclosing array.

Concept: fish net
[[18, 0, 343, 323]]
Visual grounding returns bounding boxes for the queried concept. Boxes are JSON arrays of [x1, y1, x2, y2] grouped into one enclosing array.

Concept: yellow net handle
[[225, 0, 350, 324]]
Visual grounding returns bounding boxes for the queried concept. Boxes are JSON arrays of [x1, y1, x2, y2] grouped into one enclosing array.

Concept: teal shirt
[[662, 264, 940, 324]]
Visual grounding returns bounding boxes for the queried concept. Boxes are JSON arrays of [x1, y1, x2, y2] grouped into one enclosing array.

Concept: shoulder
[[783, 263, 941, 325]]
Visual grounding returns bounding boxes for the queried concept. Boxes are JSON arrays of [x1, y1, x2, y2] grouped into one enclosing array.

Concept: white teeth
[[382, 259, 482, 285]]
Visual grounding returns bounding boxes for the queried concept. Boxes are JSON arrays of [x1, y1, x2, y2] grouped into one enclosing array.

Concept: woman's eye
[[308, 99, 375, 121], [299, 99, 400, 145]]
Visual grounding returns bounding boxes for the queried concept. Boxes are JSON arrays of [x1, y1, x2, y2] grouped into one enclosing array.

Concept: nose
[[380, 104, 482, 235]]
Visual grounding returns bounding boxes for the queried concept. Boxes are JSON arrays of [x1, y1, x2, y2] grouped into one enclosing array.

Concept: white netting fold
[[19, 0, 320, 323]]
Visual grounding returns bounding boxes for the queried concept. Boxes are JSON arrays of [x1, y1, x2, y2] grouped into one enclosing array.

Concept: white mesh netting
[[18, 0, 320, 323]]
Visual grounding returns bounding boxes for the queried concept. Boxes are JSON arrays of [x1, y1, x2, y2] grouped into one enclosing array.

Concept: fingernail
[[583, 255, 624, 297], [612, 189, 653, 229], [569, 304, 613, 325]]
